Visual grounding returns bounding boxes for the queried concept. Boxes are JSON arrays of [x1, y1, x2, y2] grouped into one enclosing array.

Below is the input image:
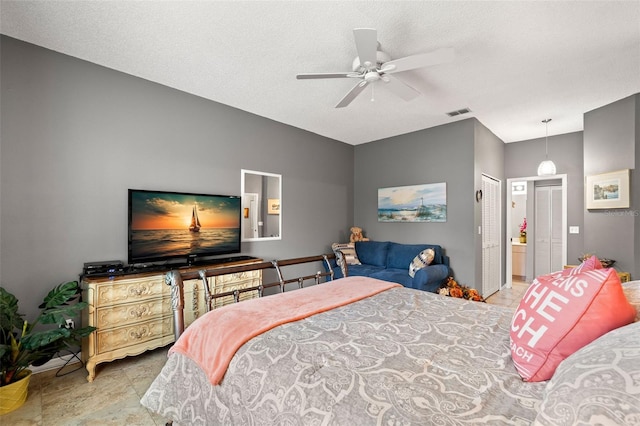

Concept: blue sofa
[[330, 240, 450, 292]]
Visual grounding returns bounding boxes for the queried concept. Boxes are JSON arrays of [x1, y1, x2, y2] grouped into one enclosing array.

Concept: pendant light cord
[[542, 118, 552, 159]]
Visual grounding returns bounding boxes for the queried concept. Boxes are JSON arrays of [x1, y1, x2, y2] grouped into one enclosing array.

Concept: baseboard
[[30, 351, 83, 374]]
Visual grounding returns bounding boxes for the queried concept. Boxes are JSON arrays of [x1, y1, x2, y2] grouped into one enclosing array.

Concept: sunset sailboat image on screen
[[189, 203, 201, 232], [128, 190, 241, 263]]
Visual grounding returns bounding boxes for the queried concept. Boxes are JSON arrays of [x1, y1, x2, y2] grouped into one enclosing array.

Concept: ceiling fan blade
[[353, 28, 378, 68], [296, 72, 356, 79], [335, 81, 369, 108], [382, 47, 455, 74], [382, 75, 421, 101]]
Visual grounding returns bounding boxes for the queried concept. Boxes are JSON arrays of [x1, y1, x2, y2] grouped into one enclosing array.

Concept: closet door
[[534, 185, 562, 276], [482, 174, 501, 297]]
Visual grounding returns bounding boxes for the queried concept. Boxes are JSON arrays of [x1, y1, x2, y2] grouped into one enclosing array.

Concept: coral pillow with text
[[510, 267, 636, 382]]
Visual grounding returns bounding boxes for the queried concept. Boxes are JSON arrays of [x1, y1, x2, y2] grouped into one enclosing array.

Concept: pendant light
[[537, 118, 556, 176]]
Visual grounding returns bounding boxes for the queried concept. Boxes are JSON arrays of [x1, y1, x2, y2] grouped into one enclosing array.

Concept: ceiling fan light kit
[[296, 28, 455, 108]]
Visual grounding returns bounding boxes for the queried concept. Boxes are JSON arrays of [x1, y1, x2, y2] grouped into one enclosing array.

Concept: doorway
[[482, 174, 501, 297], [242, 193, 259, 239], [534, 183, 563, 276], [505, 175, 567, 289]]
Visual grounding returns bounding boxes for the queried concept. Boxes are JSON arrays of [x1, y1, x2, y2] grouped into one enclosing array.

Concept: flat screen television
[[128, 189, 242, 265]]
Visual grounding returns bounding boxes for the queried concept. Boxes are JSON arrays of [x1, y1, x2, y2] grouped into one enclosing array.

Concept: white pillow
[[408, 248, 434, 278], [331, 242, 361, 277]]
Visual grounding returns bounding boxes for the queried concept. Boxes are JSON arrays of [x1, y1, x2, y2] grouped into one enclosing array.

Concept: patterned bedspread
[[141, 285, 546, 425]]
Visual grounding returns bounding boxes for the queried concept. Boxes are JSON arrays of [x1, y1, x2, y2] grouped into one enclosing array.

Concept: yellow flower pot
[[519, 236, 526, 243], [0, 370, 32, 415]]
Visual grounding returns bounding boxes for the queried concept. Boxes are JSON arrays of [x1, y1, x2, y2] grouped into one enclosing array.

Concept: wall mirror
[[241, 169, 282, 241]]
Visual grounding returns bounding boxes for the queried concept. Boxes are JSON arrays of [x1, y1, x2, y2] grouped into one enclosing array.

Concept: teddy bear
[[349, 226, 369, 243]]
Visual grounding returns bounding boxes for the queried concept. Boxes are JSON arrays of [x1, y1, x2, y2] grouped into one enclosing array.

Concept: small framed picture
[[585, 169, 630, 209], [268, 198, 280, 215]]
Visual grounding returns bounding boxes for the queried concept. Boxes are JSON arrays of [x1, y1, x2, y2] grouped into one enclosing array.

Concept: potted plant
[[0, 281, 96, 414], [519, 217, 527, 243]]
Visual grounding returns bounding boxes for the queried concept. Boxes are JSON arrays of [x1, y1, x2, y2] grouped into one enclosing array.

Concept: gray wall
[[583, 94, 638, 277], [3, 35, 638, 324], [0, 36, 354, 320], [504, 131, 585, 264], [353, 119, 478, 288]]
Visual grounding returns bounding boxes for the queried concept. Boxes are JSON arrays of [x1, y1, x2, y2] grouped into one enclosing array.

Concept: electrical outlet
[[65, 318, 75, 329]]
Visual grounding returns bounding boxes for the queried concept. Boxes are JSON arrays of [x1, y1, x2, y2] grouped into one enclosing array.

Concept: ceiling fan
[[296, 28, 454, 108]]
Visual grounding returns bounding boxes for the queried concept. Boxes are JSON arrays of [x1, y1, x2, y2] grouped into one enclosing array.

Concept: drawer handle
[[130, 329, 148, 340], [130, 286, 148, 296], [131, 307, 148, 318]]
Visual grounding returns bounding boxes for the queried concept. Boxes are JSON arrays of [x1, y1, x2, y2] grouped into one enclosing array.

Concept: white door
[[534, 185, 563, 276], [482, 174, 501, 297], [242, 193, 259, 239]]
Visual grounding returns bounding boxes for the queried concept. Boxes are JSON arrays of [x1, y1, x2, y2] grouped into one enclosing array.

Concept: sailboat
[[189, 204, 201, 232]]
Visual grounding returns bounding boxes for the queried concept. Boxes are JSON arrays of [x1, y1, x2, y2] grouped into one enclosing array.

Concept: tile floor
[[485, 278, 529, 309], [2, 346, 170, 425], [3, 279, 529, 425]]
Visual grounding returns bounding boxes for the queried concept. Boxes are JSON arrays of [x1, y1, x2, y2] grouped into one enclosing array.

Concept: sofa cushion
[[370, 269, 413, 287], [510, 267, 636, 382], [413, 265, 450, 292], [355, 241, 389, 267], [408, 248, 434, 278], [387, 243, 442, 270], [342, 264, 385, 278]]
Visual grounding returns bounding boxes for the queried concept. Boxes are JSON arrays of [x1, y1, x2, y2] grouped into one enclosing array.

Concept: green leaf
[[39, 302, 87, 325], [21, 328, 69, 350], [0, 287, 23, 334], [70, 326, 97, 339], [0, 344, 9, 360], [39, 281, 80, 310]]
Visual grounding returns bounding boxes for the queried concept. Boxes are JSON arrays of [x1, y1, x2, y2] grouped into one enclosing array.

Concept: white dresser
[[81, 258, 261, 382]]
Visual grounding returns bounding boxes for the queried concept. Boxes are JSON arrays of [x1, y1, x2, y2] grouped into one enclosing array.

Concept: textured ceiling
[[1, 1, 639, 145]]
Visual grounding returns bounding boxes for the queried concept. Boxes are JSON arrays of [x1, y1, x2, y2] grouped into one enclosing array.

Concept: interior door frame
[[242, 192, 260, 239], [505, 174, 567, 289], [482, 173, 502, 297]]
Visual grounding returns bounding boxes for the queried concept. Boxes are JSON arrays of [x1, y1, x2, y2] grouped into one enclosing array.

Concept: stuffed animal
[[349, 226, 369, 243]]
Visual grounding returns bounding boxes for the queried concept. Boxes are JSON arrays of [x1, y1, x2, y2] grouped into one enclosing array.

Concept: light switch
[[569, 226, 579, 234]]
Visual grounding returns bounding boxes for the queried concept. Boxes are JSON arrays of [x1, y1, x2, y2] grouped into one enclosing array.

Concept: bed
[[141, 275, 640, 426]]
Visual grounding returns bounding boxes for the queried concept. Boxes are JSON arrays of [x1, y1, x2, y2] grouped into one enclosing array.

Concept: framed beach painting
[[585, 169, 630, 209], [378, 182, 447, 222]]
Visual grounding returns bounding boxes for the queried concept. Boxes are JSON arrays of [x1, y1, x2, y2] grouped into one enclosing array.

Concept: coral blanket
[[169, 276, 401, 385]]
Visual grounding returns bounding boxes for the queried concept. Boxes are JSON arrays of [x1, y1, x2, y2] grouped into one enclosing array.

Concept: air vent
[[446, 108, 472, 117]]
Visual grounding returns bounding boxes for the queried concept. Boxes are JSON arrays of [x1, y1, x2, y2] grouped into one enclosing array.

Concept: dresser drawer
[[212, 274, 261, 308], [216, 270, 260, 284], [94, 276, 169, 306], [95, 316, 173, 354], [96, 297, 171, 329]]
